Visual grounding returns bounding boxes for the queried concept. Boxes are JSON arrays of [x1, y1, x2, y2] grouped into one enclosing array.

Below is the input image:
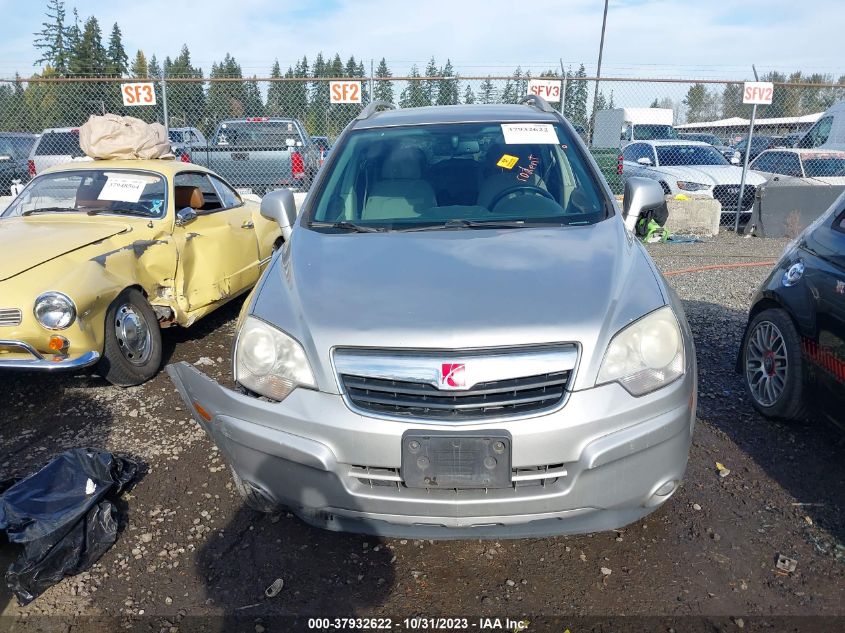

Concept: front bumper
[[167, 362, 696, 539], [0, 339, 100, 371]]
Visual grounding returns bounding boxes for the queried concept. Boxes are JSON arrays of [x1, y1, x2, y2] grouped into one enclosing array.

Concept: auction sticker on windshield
[[501, 123, 558, 145], [97, 176, 147, 203]]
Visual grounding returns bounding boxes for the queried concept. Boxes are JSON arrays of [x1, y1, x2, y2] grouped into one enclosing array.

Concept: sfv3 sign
[[527, 79, 561, 103]]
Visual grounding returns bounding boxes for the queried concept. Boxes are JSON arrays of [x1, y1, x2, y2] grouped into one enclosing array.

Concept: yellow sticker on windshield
[[497, 154, 519, 169]]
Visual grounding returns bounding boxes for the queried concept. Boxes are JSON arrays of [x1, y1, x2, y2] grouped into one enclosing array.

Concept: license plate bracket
[[401, 431, 512, 489]]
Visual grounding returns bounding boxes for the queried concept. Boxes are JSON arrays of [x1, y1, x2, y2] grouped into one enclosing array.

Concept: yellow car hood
[[0, 217, 130, 281]]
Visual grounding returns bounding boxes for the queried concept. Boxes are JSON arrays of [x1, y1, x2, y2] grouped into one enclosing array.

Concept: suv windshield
[[1, 169, 167, 219], [657, 144, 729, 166], [214, 121, 303, 148], [309, 121, 607, 229], [634, 124, 678, 140]]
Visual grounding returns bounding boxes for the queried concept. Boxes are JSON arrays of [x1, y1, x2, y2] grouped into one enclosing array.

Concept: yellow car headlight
[[33, 292, 77, 330]]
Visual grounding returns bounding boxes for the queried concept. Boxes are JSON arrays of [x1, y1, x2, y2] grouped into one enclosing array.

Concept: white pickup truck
[[592, 108, 677, 149]]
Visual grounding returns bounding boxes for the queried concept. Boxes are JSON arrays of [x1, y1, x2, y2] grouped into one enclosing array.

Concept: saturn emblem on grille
[[440, 363, 466, 389]]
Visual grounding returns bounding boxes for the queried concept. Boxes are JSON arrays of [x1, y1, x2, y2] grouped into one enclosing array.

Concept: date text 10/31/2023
[[306, 617, 532, 631]]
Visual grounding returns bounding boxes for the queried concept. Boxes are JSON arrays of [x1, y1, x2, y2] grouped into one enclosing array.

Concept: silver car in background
[[168, 98, 697, 539]]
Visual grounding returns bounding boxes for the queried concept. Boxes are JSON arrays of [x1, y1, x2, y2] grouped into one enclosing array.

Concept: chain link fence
[[2, 75, 843, 227]]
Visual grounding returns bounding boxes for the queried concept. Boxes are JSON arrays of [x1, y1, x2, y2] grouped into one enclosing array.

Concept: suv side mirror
[[636, 157, 653, 166], [260, 189, 298, 240], [175, 207, 197, 226], [622, 177, 666, 233]]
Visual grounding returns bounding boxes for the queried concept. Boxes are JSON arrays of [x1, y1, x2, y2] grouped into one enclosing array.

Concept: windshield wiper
[[309, 221, 386, 233], [397, 219, 535, 232], [21, 207, 79, 216], [86, 208, 151, 217]]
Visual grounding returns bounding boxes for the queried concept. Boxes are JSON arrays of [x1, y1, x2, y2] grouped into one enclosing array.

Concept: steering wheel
[[488, 185, 555, 211]]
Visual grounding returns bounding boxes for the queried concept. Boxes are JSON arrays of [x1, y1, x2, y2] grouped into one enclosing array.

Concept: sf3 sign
[[330, 81, 361, 104], [742, 81, 774, 105], [527, 79, 561, 103], [121, 82, 157, 107]]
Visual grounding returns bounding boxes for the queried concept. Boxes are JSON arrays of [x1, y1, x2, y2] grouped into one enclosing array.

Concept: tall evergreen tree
[[106, 23, 128, 76], [565, 64, 589, 127], [148, 55, 162, 79], [479, 77, 496, 104], [267, 60, 284, 116], [130, 50, 148, 78], [68, 16, 107, 76], [33, 0, 69, 74], [309, 53, 329, 135], [167, 45, 205, 127], [373, 58, 393, 103], [683, 83, 708, 122], [463, 84, 476, 104], [436, 59, 458, 105], [422, 57, 438, 105], [399, 64, 426, 108]]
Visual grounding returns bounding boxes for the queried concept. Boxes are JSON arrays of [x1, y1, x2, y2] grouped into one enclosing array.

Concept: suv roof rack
[[518, 94, 556, 114], [356, 101, 398, 121]]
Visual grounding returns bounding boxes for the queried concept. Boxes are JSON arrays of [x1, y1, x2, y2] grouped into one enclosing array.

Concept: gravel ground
[[1, 233, 843, 631]]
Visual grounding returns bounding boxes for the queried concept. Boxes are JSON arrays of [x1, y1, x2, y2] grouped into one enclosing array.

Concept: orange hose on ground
[[663, 260, 776, 277]]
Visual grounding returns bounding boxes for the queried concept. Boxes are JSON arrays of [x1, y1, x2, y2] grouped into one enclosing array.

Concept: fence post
[[734, 65, 760, 232], [370, 59, 375, 103], [558, 58, 566, 115], [160, 73, 170, 138]]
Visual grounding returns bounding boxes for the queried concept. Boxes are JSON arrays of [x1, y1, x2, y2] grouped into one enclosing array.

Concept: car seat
[[361, 147, 436, 220]]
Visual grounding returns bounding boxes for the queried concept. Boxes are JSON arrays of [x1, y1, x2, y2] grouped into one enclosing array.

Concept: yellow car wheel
[[98, 288, 162, 386]]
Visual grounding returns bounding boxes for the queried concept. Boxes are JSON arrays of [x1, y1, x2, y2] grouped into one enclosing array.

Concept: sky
[[0, 0, 842, 80]]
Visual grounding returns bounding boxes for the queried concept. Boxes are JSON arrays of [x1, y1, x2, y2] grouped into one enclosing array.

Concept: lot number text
[[121, 83, 157, 107]]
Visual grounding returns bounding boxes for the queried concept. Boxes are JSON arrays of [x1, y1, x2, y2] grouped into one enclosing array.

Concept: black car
[[738, 194, 845, 426], [733, 135, 782, 163], [0, 132, 38, 195]]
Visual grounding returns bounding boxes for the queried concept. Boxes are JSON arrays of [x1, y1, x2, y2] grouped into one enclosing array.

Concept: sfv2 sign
[[527, 79, 561, 103], [330, 81, 361, 104], [121, 82, 157, 106], [742, 81, 774, 105]]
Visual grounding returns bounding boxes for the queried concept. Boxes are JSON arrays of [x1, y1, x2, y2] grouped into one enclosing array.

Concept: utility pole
[[588, 0, 610, 142]]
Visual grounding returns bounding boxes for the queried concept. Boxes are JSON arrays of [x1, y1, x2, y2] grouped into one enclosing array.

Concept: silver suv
[[168, 98, 697, 538]]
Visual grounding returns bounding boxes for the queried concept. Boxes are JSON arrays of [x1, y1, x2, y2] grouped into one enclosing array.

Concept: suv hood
[[252, 218, 668, 392], [0, 217, 129, 281]]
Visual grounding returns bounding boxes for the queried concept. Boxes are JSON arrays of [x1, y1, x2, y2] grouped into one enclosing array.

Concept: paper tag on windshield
[[97, 176, 146, 203], [496, 154, 519, 169], [501, 123, 559, 145]]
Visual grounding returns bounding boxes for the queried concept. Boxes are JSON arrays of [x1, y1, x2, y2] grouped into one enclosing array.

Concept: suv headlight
[[235, 316, 316, 401], [676, 181, 711, 192], [33, 292, 76, 330], [597, 306, 685, 396]]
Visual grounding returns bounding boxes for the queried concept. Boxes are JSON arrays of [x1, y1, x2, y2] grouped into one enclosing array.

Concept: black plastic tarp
[[0, 448, 138, 605]]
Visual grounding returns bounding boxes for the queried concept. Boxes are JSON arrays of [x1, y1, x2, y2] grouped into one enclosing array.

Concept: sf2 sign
[[527, 79, 561, 103], [121, 82, 156, 107], [330, 81, 361, 104], [742, 81, 774, 105]]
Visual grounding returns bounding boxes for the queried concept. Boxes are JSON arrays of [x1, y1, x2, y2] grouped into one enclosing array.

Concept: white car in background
[[622, 140, 767, 214], [750, 148, 845, 185]]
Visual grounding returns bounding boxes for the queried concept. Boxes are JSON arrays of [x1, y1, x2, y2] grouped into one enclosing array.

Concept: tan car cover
[[79, 114, 174, 160]]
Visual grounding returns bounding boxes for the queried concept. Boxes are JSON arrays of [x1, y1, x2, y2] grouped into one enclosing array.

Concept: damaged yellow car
[[0, 160, 284, 385]]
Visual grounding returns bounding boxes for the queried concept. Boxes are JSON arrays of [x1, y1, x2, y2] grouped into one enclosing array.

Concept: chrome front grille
[[0, 308, 22, 327], [341, 371, 570, 420]]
